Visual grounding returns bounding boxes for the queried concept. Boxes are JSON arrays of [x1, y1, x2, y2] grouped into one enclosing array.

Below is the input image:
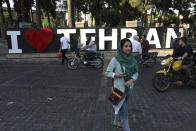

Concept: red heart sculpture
[[25, 28, 53, 53]]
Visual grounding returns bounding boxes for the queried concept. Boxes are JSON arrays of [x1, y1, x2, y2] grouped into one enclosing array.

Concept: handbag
[[108, 64, 126, 105], [57, 53, 62, 59]]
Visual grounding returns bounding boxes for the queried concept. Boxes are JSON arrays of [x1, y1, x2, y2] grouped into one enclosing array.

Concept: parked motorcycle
[[153, 55, 196, 92], [67, 49, 104, 70], [141, 52, 158, 67]]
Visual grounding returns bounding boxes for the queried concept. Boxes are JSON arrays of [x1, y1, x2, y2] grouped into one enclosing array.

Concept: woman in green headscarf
[[106, 38, 138, 131]]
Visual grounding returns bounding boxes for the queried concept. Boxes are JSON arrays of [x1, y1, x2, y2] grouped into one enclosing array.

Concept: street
[[0, 59, 196, 131]]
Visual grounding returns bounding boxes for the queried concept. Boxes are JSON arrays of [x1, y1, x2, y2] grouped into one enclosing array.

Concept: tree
[[13, 0, 34, 22], [0, 0, 6, 26], [98, 0, 141, 27], [4, 0, 13, 24], [74, 0, 105, 27], [153, 0, 173, 27], [129, 0, 152, 27], [67, 0, 75, 27], [20, 0, 26, 21], [40, 0, 57, 28], [100, 8, 121, 27], [173, 0, 195, 25], [36, 0, 42, 28]]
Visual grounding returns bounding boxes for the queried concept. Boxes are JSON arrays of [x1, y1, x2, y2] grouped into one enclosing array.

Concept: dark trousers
[[61, 49, 68, 64], [183, 61, 194, 83], [84, 51, 96, 61]]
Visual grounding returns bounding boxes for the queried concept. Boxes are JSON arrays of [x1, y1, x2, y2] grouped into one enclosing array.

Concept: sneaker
[[83, 61, 88, 64]]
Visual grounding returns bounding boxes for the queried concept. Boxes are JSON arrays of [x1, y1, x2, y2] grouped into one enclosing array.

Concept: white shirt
[[87, 41, 96, 52], [132, 40, 142, 54], [60, 37, 69, 49]]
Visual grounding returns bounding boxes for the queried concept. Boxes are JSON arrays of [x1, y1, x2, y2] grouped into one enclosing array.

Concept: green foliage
[[40, 0, 57, 18], [163, 14, 178, 26], [0, 12, 17, 26], [0, 12, 8, 25], [129, 0, 141, 8], [9, 0, 196, 27], [76, 12, 83, 22], [100, 8, 121, 27], [43, 13, 65, 28]]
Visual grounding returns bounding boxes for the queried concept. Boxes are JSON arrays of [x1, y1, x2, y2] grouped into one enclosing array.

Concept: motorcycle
[[153, 55, 196, 92], [141, 52, 158, 67], [67, 49, 104, 70]]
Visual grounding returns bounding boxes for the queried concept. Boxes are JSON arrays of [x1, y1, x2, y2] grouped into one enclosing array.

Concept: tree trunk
[[85, 13, 86, 22], [30, 7, 34, 23], [91, 13, 94, 27], [178, 10, 182, 26], [67, 0, 72, 27], [36, 0, 42, 28], [20, 0, 25, 21], [119, 12, 124, 27], [94, 0, 101, 27], [5, 0, 13, 24], [150, 8, 153, 27], [143, 0, 149, 27], [0, 0, 5, 26], [72, 1, 75, 27], [0, 0, 6, 39], [161, 11, 166, 27], [119, 5, 126, 27], [47, 12, 51, 27], [95, 13, 100, 27], [143, 10, 148, 27]]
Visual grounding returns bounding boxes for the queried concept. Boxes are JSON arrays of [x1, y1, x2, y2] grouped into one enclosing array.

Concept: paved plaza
[[1, 42, 196, 131], [0, 57, 196, 131]]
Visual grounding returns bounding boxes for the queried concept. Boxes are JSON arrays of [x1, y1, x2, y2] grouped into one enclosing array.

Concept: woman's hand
[[124, 79, 134, 87], [114, 73, 127, 78]]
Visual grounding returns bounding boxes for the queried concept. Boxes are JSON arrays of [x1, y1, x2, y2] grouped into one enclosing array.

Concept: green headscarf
[[115, 39, 138, 81]]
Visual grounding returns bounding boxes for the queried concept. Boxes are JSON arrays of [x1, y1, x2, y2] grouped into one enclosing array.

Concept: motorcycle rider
[[82, 36, 97, 64], [172, 32, 181, 51], [172, 37, 193, 85]]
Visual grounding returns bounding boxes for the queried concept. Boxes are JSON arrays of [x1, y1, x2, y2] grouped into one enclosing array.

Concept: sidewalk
[[0, 41, 8, 60]]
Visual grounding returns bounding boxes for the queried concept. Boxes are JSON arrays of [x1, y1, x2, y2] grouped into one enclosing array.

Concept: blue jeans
[[116, 87, 133, 131]]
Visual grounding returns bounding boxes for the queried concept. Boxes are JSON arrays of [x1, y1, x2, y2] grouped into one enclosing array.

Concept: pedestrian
[[141, 35, 149, 55], [141, 35, 149, 63], [105, 38, 138, 131], [59, 34, 69, 64], [132, 35, 142, 62], [132, 35, 142, 74]]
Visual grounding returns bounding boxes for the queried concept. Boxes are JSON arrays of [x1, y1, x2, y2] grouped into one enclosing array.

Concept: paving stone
[[0, 60, 196, 131]]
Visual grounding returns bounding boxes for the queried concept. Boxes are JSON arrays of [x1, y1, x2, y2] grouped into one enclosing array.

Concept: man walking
[[59, 34, 69, 64], [132, 35, 142, 62]]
